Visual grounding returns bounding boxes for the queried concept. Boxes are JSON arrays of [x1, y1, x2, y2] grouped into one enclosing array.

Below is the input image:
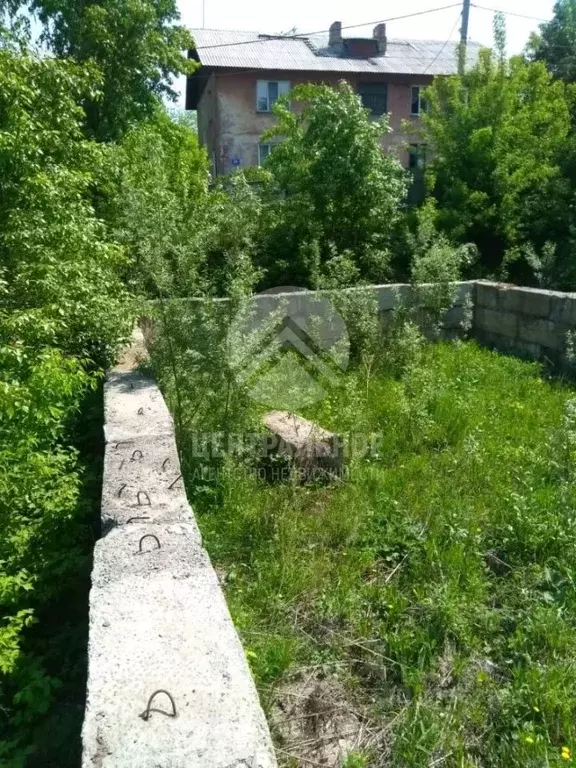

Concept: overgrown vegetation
[[260, 82, 407, 288], [151, 315, 576, 767], [0, 25, 132, 768], [422, 13, 576, 289], [3, 0, 576, 762]]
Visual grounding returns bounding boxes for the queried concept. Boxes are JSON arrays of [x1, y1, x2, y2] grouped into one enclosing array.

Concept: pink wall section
[[196, 70, 433, 175]]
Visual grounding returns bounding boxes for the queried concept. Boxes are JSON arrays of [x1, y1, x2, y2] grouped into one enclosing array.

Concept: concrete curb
[[82, 329, 277, 768]]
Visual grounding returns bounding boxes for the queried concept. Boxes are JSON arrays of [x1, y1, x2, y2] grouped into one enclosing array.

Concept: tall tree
[[423, 41, 575, 283], [1, 0, 194, 141], [529, 0, 576, 83], [261, 81, 407, 287]]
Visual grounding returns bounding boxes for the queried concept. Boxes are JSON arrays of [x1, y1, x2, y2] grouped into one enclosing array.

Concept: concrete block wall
[[151, 281, 475, 343], [474, 281, 576, 365], [82, 328, 277, 768]]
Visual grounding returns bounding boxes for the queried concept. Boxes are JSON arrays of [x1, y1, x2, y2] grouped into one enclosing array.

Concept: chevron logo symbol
[[227, 287, 350, 410]]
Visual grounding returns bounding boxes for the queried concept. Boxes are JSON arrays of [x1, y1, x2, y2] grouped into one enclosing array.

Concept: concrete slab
[[498, 286, 552, 318], [85, 327, 277, 768], [475, 281, 500, 310], [101, 497, 197, 533], [549, 294, 576, 328], [475, 307, 518, 339], [101, 435, 196, 532], [82, 569, 276, 768], [518, 317, 564, 351], [94, 524, 208, 580], [104, 371, 174, 444]]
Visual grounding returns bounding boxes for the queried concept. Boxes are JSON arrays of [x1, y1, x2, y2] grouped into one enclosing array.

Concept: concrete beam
[[82, 328, 277, 768], [82, 524, 276, 768]]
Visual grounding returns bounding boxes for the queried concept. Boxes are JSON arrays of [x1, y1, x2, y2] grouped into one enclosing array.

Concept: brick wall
[[209, 71, 431, 173]]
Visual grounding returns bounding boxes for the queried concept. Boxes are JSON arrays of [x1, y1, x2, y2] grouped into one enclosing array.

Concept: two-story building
[[185, 22, 481, 175]]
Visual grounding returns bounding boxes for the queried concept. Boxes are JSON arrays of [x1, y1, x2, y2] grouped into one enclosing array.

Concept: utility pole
[[202, 0, 206, 28], [459, 0, 471, 74]]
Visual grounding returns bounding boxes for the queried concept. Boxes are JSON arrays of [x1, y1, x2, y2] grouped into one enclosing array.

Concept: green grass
[[154, 339, 576, 767]]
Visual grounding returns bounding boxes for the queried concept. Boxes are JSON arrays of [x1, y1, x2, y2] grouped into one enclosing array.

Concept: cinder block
[[518, 317, 563, 351], [476, 281, 500, 310], [549, 294, 576, 328], [453, 281, 476, 307], [475, 307, 518, 339], [443, 304, 468, 329], [499, 286, 551, 318]]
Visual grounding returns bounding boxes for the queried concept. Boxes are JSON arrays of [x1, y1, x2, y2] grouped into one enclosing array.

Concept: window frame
[[408, 143, 427, 170], [256, 80, 290, 113], [357, 81, 388, 117], [410, 85, 428, 117], [258, 143, 272, 166]]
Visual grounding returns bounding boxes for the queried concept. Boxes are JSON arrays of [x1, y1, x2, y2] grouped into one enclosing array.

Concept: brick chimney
[[329, 21, 343, 48], [373, 23, 387, 55]]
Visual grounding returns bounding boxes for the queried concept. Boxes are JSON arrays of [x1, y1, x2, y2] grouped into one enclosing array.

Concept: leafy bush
[[103, 110, 210, 296], [0, 40, 133, 764], [0, 44, 133, 366], [423, 20, 576, 285], [105, 113, 270, 299]]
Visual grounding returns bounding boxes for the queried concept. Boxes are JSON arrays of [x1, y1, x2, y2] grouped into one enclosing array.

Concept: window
[[258, 143, 272, 166], [358, 82, 388, 116], [256, 80, 290, 112], [408, 143, 427, 170], [411, 85, 428, 116]]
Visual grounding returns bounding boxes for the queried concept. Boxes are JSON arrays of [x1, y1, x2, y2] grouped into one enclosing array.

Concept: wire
[[471, 4, 549, 23], [185, 8, 469, 87], [194, 4, 463, 50], [424, 10, 462, 73]]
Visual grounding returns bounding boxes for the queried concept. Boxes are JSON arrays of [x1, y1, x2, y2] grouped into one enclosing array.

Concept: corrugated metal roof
[[191, 28, 482, 76]]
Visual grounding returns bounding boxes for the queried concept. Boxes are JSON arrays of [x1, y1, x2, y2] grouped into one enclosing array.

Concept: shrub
[[0, 40, 133, 763]]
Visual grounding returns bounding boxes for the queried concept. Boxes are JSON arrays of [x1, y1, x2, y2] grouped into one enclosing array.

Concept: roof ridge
[[190, 27, 482, 47]]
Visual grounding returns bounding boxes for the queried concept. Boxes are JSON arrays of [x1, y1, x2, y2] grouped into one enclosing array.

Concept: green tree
[[0, 38, 133, 764], [105, 111, 265, 298], [423, 42, 576, 282], [261, 81, 407, 288], [1, 0, 194, 140], [529, 0, 576, 83], [0, 44, 133, 363], [104, 109, 209, 296]]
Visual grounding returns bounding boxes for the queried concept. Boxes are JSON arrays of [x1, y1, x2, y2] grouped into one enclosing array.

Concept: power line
[[194, 4, 463, 50], [187, 1, 554, 89], [471, 4, 550, 23], [425, 10, 462, 73]]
